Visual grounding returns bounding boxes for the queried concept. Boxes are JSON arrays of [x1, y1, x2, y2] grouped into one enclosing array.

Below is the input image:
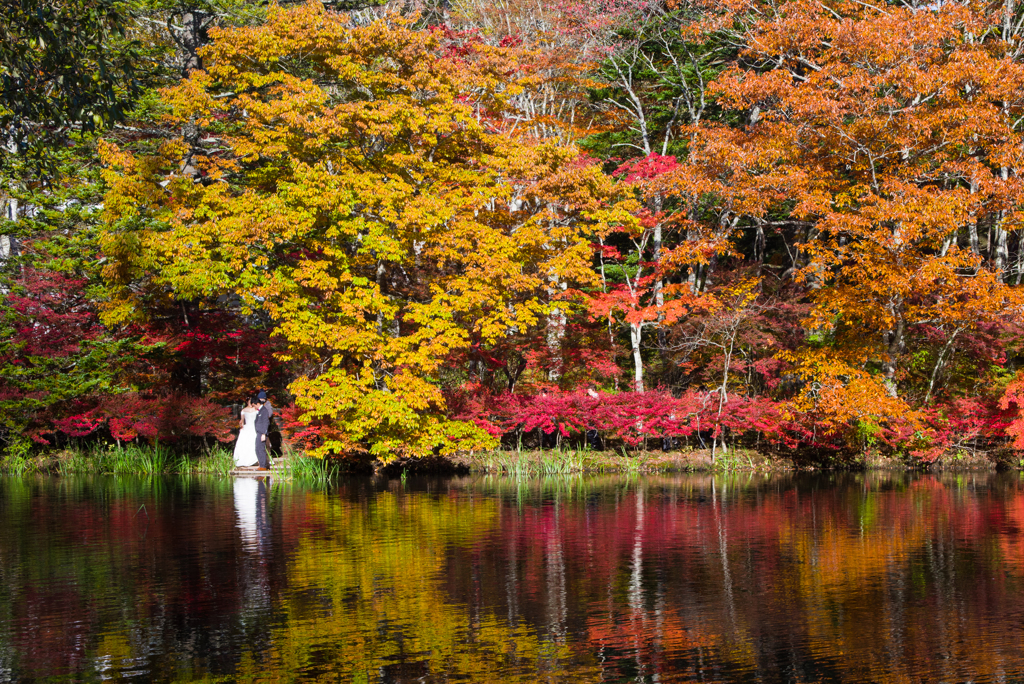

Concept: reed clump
[[3, 443, 237, 476], [463, 446, 775, 475], [283, 455, 340, 483], [468, 447, 596, 476]]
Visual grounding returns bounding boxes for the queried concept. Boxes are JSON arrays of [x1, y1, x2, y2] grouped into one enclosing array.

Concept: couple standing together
[[233, 390, 274, 470]]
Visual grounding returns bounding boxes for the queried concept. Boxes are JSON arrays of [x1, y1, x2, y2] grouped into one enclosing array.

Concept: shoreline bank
[[1, 445, 1015, 477], [442, 447, 1008, 475]]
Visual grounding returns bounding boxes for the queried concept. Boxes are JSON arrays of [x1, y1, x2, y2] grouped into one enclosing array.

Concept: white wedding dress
[[233, 408, 259, 467]]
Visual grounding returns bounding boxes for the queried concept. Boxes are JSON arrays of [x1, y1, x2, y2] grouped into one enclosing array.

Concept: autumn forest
[[5, 0, 1024, 467]]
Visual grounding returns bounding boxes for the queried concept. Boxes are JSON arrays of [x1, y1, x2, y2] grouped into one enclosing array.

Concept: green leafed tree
[[0, 0, 148, 167]]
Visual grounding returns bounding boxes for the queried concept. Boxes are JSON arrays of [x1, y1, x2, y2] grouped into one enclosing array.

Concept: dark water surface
[[3, 472, 1024, 682]]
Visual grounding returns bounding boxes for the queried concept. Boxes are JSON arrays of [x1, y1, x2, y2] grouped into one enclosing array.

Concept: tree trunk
[[995, 167, 1010, 276], [1017, 233, 1024, 285], [630, 322, 645, 393], [651, 199, 667, 352], [546, 277, 567, 383], [712, 330, 736, 460], [925, 328, 960, 405], [968, 177, 981, 257], [882, 315, 905, 398]]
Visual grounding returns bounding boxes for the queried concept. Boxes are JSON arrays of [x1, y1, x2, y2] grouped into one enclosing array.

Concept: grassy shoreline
[[0, 444, 1012, 477], [447, 447, 1005, 475], [0, 443, 341, 481]]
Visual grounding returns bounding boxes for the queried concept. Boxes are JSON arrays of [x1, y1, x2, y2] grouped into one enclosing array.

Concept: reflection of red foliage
[[14, 585, 93, 678], [448, 475, 1019, 681]]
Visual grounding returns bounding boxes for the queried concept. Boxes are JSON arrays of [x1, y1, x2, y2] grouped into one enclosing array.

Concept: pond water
[[2, 472, 1024, 683]]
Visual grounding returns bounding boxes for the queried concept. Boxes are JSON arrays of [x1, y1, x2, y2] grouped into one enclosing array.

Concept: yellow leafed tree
[[99, 2, 604, 460]]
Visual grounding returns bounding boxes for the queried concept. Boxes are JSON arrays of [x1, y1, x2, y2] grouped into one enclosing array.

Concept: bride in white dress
[[234, 398, 260, 467]]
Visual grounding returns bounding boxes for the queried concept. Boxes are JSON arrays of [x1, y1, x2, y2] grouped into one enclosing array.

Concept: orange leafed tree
[[686, 0, 1024, 434]]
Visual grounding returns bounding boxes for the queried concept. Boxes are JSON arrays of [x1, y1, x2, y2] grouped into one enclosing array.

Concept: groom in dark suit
[[254, 390, 274, 471]]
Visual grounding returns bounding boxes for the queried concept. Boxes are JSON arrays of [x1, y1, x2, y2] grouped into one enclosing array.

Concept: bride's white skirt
[[233, 426, 259, 467]]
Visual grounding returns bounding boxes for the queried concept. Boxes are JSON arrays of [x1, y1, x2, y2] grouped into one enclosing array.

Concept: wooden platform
[[230, 458, 289, 477]]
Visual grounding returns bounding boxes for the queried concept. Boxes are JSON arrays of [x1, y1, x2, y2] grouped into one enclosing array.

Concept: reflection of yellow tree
[[26, 473, 1024, 682], [233, 486, 599, 682]]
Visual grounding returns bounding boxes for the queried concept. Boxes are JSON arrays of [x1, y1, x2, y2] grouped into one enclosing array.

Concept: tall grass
[[38, 443, 236, 476], [5, 442, 348, 481], [494, 452, 531, 476], [284, 455, 340, 483], [710, 447, 759, 472], [175, 446, 236, 476], [474, 447, 594, 475], [4, 454, 34, 476], [620, 447, 653, 475]]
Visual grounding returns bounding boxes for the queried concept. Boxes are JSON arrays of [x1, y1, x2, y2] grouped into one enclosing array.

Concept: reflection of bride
[[234, 476, 272, 624], [233, 398, 259, 467], [234, 478, 258, 549], [234, 476, 272, 549]]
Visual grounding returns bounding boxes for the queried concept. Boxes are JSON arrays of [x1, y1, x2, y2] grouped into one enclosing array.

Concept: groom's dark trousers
[[254, 402, 273, 469]]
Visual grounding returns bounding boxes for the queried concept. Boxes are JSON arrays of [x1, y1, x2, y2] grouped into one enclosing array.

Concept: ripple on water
[[3, 472, 1024, 681]]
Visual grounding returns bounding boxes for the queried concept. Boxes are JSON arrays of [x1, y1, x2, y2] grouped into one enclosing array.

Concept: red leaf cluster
[[50, 394, 234, 445], [450, 388, 807, 448]]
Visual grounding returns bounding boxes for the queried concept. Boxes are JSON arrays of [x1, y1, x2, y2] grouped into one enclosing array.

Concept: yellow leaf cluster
[[99, 3, 605, 460]]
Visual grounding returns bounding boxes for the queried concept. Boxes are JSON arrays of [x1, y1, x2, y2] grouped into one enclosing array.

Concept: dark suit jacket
[[254, 402, 273, 435]]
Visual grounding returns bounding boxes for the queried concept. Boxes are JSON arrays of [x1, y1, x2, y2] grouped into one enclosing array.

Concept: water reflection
[[234, 475, 274, 638], [1, 472, 1024, 681], [234, 476, 273, 552]]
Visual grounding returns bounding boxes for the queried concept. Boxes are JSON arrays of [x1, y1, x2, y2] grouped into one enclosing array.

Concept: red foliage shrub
[[449, 388, 813, 449], [277, 404, 330, 453], [1000, 371, 1024, 452], [51, 394, 234, 445], [5, 269, 100, 358]]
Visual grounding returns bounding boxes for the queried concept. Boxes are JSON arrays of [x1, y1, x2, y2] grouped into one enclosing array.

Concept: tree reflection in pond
[[1, 472, 1024, 682]]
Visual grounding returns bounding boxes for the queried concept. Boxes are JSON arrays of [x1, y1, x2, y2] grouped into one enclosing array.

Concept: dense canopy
[[4, 0, 1024, 465]]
